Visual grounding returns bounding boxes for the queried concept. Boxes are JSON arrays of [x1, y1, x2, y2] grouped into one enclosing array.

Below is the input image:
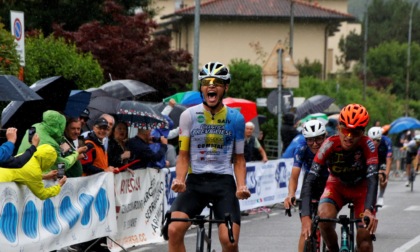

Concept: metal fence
[[262, 139, 280, 160]]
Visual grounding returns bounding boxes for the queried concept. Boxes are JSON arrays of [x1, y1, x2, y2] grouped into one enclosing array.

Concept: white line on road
[[393, 234, 420, 252]]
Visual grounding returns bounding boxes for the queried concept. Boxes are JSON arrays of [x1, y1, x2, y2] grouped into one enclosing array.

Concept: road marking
[[393, 234, 420, 252], [404, 205, 420, 211]]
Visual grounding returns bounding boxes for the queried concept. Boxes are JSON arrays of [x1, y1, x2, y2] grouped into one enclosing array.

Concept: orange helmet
[[382, 124, 390, 135], [339, 104, 369, 129]]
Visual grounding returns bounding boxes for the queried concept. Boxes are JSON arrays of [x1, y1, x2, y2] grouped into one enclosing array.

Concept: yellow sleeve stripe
[[179, 135, 190, 151]]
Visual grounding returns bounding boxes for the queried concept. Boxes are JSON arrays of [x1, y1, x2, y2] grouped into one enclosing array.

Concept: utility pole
[[289, 0, 294, 57], [405, 2, 417, 116], [363, 1, 368, 101], [192, 0, 200, 91], [277, 49, 283, 158]]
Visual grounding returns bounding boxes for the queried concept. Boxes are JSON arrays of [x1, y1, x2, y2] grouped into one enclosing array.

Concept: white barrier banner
[[108, 168, 165, 251], [0, 172, 117, 252], [240, 158, 302, 210], [163, 158, 301, 212]]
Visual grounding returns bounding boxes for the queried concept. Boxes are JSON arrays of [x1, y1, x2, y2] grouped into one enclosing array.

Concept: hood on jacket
[[34, 144, 57, 172], [41, 110, 66, 142]]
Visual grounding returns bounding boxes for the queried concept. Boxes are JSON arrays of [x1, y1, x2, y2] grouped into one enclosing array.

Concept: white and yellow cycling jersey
[[178, 104, 245, 175]]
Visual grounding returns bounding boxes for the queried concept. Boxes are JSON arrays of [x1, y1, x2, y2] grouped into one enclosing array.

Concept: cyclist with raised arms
[[168, 62, 251, 252], [300, 104, 379, 252], [367, 126, 393, 207], [284, 119, 329, 252], [403, 134, 420, 187]]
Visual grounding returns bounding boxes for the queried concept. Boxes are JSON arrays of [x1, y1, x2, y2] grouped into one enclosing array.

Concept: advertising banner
[[0, 172, 117, 252]]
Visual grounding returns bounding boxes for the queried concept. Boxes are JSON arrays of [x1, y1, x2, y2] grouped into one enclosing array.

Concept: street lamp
[[405, 2, 417, 116]]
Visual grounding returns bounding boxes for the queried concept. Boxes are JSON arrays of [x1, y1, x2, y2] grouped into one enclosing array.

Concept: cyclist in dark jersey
[[169, 62, 251, 252], [300, 104, 378, 252], [283, 119, 329, 252], [368, 126, 392, 207]]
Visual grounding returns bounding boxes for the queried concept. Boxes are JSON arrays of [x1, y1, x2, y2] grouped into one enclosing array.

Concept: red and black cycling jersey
[[301, 135, 378, 217]]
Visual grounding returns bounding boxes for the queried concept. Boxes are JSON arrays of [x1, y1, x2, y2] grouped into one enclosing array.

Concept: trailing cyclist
[[367, 126, 393, 207], [283, 119, 329, 252], [168, 62, 251, 252], [403, 134, 420, 187], [300, 104, 379, 252]]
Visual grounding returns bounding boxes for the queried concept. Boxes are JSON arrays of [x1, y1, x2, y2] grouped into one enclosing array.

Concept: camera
[[57, 163, 65, 179], [28, 127, 36, 143], [78, 136, 86, 147]]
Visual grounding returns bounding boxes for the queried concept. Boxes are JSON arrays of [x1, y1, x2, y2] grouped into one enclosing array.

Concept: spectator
[[63, 117, 88, 178], [81, 113, 115, 151], [258, 130, 266, 150], [244, 122, 268, 162], [281, 112, 299, 154], [17, 110, 81, 173], [0, 144, 66, 200], [127, 127, 168, 170], [108, 121, 131, 167], [149, 115, 176, 169], [81, 118, 117, 175], [0, 127, 38, 168], [79, 108, 90, 133]]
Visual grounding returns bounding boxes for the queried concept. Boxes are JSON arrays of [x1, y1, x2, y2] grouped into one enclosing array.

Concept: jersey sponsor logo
[[197, 115, 205, 123], [217, 119, 231, 124], [197, 143, 224, 149], [190, 124, 232, 137], [330, 165, 358, 173]]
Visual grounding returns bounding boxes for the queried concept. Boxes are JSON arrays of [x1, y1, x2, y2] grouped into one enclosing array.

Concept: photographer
[[18, 110, 84, 174]]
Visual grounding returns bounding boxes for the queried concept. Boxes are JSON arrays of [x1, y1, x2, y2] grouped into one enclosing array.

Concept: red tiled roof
[[162, 0, 354, 21]]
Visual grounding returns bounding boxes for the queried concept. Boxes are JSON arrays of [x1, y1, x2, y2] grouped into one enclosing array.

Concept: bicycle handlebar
[[311, 215, 376, 241], [161, 211, 235, 243]]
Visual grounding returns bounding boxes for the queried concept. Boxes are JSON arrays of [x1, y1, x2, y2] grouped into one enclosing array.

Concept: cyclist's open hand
[[300, 216, 312, 240], [363, 209, 378, 234], [171, 178, 186, 193], [236, 185, 251, 199]]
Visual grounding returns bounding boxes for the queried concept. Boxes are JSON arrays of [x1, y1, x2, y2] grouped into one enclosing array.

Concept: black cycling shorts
[[170, 173, 241, 225]]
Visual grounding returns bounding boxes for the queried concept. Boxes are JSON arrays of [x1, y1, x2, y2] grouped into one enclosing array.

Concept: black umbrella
[[152, 102, 186, 128], [86, 87, 112, 99], [295, 95, 335, 122], [117, 101, 168, 130], [1, 76, 77, 144], [99, 79, 158, 100], [0, 75, 42, 101], [86, 95, 121, 129]]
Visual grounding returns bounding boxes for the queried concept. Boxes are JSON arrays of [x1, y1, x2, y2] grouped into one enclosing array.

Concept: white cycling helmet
[[368, 127, 382, 140], [302, 119, 326, 138], [198, 62, 231, 84]]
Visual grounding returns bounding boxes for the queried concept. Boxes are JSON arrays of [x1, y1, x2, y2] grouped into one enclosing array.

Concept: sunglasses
[[306, 135, 325, 145], [201, 78, 225, 87], [339, 126, 364, 137]]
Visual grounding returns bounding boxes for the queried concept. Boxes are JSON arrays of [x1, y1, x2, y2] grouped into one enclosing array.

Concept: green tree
[[25, 34, 105, 89], [0, 0, 153, 35], [0, 22, 20, 75], [367, 41, 420, 100]]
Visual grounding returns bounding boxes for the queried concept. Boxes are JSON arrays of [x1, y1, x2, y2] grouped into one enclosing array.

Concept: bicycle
[[408, 164, 416, 192], [304, 203, 375, 252], [161, 203, 235, 252], [285, 197, 326, 252]]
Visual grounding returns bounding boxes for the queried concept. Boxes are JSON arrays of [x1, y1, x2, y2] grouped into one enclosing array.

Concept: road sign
[[10, 11, 25, 66]]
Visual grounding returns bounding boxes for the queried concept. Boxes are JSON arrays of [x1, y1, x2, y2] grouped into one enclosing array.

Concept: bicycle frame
[[161, 207, 234, 252], [309, 204, 370, 252]]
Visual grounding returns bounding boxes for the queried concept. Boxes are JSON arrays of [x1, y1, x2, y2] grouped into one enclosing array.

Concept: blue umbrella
[[64, 90, 92, 117], [390, 117, 419, 127], [389, 119, 420, 134]]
